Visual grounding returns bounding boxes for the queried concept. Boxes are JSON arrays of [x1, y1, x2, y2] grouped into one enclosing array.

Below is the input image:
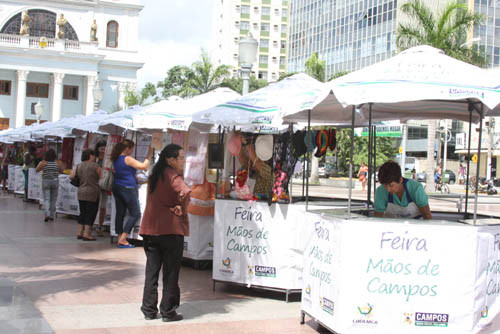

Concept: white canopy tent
[[97, 105, 145, 135], [133, 87, 240, 131], [192, 73, 327, 131]]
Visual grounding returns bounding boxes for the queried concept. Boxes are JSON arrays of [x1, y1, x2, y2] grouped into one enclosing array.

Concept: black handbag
[[70, 166, 80, 187]]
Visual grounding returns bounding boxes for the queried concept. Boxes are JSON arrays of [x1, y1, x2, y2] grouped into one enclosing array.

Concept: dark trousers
[[78, 200, 99, 226], [112, 184, 141, 235], [141, 235, 184, 318]]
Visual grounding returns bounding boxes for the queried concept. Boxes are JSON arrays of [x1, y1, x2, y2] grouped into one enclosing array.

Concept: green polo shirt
[[374, 178, 429, 213]]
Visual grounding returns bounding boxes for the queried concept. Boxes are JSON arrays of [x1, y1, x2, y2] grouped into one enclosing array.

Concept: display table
[[7, 165, 15, 191], [13, 166, 24, 195], [184, 214, 214, 261], [212, 199, 311, 298], [27, 168, 42, 202], [300, 213, 500, 334]]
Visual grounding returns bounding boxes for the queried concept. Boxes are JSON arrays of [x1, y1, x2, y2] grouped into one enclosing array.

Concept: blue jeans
[[112, 184, 141, 235], [42, 179, 58, 219]]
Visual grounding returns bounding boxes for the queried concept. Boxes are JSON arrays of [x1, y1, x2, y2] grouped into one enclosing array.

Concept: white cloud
[[136, 39, 202, 88]]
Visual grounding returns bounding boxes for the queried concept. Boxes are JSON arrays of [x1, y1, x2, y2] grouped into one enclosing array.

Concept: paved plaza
[[1, 182, 499, 334]]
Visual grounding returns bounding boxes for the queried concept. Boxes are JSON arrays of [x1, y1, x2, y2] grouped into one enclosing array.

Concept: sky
[[136, 0, 214, 89]]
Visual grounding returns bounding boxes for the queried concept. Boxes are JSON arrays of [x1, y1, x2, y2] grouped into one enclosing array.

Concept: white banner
[[56, 174, 80, 216], [7, 164, 15, 190], [212, 200, 309, 290], [184, 214, 214, 260], [301, 217, 500, 334], [72, 137, 86, 168], [28, 168, 42, 201], [14, 166, 24, 194]]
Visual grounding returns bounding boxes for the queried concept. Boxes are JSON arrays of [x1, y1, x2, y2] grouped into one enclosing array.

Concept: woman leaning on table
[[70, 149, 102, 240], [111, 139, 153, 248], [139, 144, 190, 322]]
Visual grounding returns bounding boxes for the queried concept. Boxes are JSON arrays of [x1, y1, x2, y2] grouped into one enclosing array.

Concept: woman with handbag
[[139, 144, 190, 322], [111, 139, 153, 248], [70, 149, 102, 240], [36, 149, 63, 222]]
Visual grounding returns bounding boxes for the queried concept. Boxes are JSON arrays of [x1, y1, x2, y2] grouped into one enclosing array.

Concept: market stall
[[300, 212, 500, 334], [191, 74, 371, 295], [279, 46, 500, 333]]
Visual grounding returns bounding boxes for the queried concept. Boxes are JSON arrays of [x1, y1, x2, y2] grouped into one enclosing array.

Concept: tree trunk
[[310, 154, 319, 183], [426, 120, 437, 191]]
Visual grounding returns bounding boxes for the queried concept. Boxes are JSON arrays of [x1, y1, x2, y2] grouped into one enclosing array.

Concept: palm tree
[[187, 49, 231, 96], [304, 52, 326, 82], [396, 0, 484, 191]]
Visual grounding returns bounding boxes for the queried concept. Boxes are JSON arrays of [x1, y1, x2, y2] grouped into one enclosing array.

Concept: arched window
[[106, 21, 118, 48], [0, 9, 78, 40]]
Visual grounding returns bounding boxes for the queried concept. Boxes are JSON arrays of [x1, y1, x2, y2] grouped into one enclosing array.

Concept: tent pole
[[306, 109, 311, 211], [215, 125, 222, 199], [465, 102, 473, 217], [367, 103, 373, 208], [302, 126, 306, 198], [473, 104, 484, 224], [348, 106, 355, 218], [373, 125, 377, 203]]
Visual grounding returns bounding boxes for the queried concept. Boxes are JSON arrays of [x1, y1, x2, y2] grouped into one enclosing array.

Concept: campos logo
[[353, 303, 378, 326], [481, 306, 489, 319], [254, 265, 276, 277], [222, 257, 231, 268], [320, 297, 334, 315], [415, 312, 449, 327], [305, 285, 311, 295]]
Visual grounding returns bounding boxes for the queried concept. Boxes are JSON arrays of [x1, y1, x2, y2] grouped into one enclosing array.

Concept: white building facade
[[212, 0, 289, 83], [0, 0, 144, 129]]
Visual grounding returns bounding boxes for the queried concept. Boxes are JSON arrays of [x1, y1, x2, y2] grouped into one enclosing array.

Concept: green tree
[[124, 82, 157, 107], [396, 0, 484, 66], [187, 49, 231, 96], [278, 72, 297, 81], [328, 71, 349, 81], [334, 129, 398, 175], [141, 82, 157, 102], [304, 52, 326, 82], [221, 76, 268, 94], [157, 65, 194, 99], [124, 89, 141, 107], [396, 0, 483, 190]]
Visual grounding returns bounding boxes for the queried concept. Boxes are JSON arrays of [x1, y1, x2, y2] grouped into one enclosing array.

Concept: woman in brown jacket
[[139, 144, 190, 322]]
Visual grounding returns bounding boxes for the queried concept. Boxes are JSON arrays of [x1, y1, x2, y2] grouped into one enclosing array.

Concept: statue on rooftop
[[19, 10, 30, 36], [90, 19, 98, 42], [56, 13, 67, 39]]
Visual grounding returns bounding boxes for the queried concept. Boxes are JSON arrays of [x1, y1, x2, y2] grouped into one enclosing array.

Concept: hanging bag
[[98, 167, 114, 192], [70, 165, 80, 187]]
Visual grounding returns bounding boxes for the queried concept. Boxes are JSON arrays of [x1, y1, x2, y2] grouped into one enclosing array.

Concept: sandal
[[77, 235, 83, 240], [82, 236, 97, 241], [96, 226, 104, 237]]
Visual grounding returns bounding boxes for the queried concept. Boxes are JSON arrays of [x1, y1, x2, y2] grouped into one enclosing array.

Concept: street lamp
[[238, 32, 258, 95], [34, 100, 44, 124], [93, 83, 104, 112]]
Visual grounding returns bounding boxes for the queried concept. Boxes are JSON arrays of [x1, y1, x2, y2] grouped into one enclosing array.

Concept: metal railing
[[0, 33, 95, 52]]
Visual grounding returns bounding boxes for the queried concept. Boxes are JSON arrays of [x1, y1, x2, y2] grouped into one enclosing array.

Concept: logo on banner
[[302, 285, 312, 307], [402, 313, 414, 325], [219, 257, 234, 276], [414, 312, 449, 327], [320, 297, 334, 315], [254, 265, 276, 278], [477, 306, 491, 330], [353, 303, 378, 327]]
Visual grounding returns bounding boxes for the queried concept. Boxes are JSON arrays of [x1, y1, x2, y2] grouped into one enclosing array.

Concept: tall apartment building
[[212, 0, 290, 83], [473, 0, 500, 67]]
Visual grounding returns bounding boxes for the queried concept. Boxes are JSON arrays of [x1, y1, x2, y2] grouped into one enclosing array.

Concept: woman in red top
[[139, 144, 190, 322]]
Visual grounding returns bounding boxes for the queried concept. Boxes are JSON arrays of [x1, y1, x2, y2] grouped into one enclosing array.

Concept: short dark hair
[[44, 149, 56, 162], [81, 149, 95, 162], [378, 160, 402, 185]]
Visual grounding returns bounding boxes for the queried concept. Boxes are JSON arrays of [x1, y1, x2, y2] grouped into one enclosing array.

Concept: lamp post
[[238, 32, 258, 95], [93, 83, 104, 112], [34, 100, 44, 124]]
